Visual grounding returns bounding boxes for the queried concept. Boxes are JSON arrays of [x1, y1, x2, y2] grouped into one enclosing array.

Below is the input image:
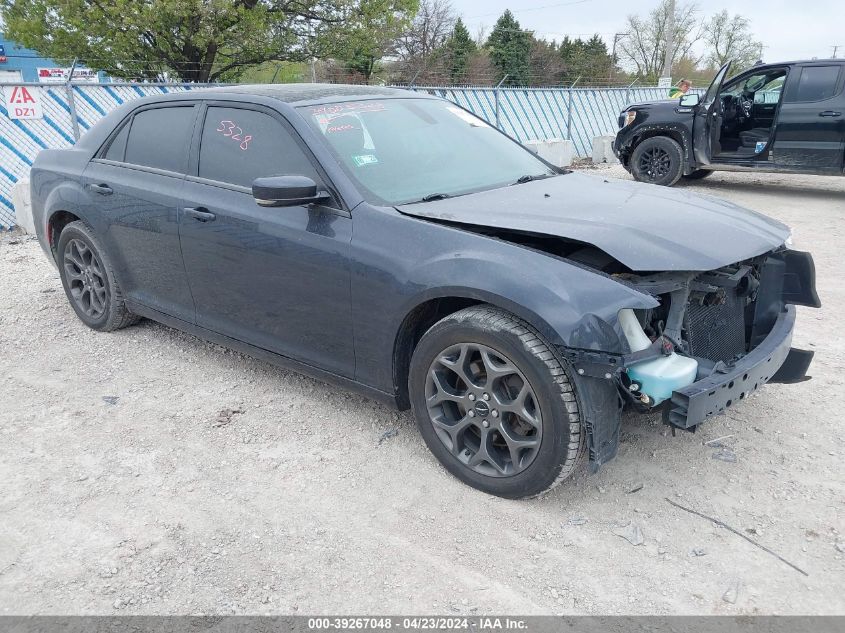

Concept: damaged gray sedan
[[31, 85, 821, 499]]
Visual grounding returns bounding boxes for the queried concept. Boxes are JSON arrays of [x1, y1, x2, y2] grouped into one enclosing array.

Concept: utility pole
[[660, 0, 676, 87], [611, 32, 628, 82], [833, 45, 841, 59]]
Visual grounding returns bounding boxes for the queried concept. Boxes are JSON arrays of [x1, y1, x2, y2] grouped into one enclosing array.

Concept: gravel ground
[[1, 166, 843, 616]]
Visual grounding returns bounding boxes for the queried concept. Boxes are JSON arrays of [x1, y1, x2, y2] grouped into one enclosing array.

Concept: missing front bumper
[[664, 305, 811, 430]]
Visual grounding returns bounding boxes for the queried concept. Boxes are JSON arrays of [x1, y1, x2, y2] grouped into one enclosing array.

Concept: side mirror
[[679, 94, 700, 107], [252, 175, 330, 207]]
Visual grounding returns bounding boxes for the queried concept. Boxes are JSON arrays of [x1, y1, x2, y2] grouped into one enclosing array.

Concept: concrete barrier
[[523, 139, 574, 168], [11, 179, 35, 234], [592, 135, 619, 164]]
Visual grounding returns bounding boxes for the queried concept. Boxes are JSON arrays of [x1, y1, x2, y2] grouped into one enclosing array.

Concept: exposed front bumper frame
[[665, 305, 809, 429]]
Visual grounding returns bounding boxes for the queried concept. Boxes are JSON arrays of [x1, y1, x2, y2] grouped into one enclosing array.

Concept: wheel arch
[[628, 125, 696, 174], [47, 209, 83, 258], [391, 290, 565, 410]]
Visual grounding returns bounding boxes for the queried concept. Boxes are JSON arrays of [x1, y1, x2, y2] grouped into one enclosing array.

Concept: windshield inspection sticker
[[756, 141, 768, 153], [352, 154, 378, 167], [447, 106, 490, 127]]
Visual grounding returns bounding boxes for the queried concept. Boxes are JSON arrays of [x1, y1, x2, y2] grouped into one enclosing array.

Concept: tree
[[529, 37, 564, 85], [395, 0, 455, 64], [336, 0, 418, 83], [704, 10, 762, 71], [559, 34, 613, 83], [0, 0, 416, 83], [443, 18, 476, 82], [486, 10, 531, 85], [617, 0, 703, 81]]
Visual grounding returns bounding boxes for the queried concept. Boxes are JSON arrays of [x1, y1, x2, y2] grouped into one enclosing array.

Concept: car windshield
[[300, 98, 558, 205]]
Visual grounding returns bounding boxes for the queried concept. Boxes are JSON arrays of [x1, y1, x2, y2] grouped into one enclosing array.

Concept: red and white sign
[[3, 85, 43, 119], [37, 67, 99, 83]]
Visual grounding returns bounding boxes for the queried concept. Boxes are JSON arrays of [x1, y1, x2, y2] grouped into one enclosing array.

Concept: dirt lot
[[1, 167, 843, 616]]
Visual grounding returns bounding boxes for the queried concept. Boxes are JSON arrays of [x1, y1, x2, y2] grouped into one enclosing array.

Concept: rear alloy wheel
[[57, 220, 140, 331], [63, 238, 108, 321], [409, 306, 583, 498], [630, 136, 684, 186]]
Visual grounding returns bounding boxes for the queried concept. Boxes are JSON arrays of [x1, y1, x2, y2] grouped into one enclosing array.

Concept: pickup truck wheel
[[683, 169, 714, 180], [408, 306, 583, 499], [630, 136, 684, 186], [57, 221, 140, 332]]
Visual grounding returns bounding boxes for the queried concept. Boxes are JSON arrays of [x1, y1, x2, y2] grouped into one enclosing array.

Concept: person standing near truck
[[668, 78, 692, 98]]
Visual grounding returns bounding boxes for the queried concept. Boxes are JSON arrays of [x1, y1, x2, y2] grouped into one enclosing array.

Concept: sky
[[454, 0, 845, 65]]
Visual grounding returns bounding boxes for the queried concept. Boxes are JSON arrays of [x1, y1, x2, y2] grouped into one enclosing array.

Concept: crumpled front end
[[561, 248, 820, 471]]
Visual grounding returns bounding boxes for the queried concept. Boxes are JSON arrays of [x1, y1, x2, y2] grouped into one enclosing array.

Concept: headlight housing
[[623, 110, 637, 128]]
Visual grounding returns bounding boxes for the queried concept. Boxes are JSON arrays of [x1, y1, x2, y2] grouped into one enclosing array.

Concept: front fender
[[350, 205, 658, 395], [394, 249, 658, 354], [388, 245, 652, 474]]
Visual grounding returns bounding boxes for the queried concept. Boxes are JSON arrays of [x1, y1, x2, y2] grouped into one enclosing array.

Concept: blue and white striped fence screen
[[0, 83, 198, 228], [407, 86, 676, 156], [0, 82, 672, 228]]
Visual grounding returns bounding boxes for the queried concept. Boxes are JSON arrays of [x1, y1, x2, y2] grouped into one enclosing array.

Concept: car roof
[[749, 59, 845, 71], [175, 83, 430, 105]]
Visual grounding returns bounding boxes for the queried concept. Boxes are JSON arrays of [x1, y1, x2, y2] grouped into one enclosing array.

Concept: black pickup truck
[[614, 60, 845, 185]]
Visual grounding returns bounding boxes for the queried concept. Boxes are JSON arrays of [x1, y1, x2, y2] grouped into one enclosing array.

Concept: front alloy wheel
[[409, 306, 583, 499], [426, 342, 542, 477], [629, 136, 684, 186]]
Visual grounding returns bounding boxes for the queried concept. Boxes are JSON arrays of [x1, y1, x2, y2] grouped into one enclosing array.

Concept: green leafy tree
[[444, 17, 476, 82], [334, 0, 417, 82], [0, 0, 416, 83], [485, 9, 531, 85], [559, 34, 613, 83]]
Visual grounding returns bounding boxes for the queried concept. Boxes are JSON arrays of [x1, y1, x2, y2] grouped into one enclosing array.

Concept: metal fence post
[[65, 58, 81, 142], [494, 75, 508, 130], [566, 77, 579, 141], [625, 78, 638, 106]]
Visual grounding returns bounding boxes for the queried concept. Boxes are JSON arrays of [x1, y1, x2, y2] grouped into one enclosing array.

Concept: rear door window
[[124, 106, 195, 173], [791, 66, 841, 102], [197, 106, 319, 188]]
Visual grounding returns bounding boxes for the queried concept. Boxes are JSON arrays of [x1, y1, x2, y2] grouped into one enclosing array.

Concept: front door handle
[[819, 111, 842, 117], [183, 207, 216, 222], [88, 183, 113, 195]]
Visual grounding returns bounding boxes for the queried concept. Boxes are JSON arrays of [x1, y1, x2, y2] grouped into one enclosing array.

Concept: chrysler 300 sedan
[[30, 84, 821, 498]]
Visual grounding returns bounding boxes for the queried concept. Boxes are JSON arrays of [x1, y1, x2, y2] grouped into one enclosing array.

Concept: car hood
[[396, 172, 790, 272]]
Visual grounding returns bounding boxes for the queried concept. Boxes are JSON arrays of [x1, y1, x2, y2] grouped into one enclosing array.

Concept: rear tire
[[630, 136, 684, 186], [683, 169, 714, 180], [408, 305, 583, 499], [57, 221, 140, 332]]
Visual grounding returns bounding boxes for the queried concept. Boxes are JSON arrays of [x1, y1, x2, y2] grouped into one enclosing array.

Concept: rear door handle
[[88, 183, 113, 195], [819, 111, 842, 117], [183, 207, 216, 222]]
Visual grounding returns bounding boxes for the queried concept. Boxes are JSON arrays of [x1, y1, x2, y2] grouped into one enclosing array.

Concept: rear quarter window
[[103, 120, 130, 162], [124, 106, 195, 173], [790, 66, 842, 102]]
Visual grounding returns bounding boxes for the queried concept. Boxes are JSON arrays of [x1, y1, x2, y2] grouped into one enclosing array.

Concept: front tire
[[630, 136, 684, 186], [57, 220, 140, 332], [408, 306, 583, 498]]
